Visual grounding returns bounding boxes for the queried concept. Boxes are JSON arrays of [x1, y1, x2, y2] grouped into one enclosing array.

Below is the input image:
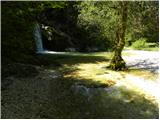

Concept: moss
[[124, 68, 158, 81], [109, 61, 126, 71], [2, 51, 159, 118]]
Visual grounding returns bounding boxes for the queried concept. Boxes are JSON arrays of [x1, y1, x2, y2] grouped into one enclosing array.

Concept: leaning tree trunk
[[109, 2, 128, 70]]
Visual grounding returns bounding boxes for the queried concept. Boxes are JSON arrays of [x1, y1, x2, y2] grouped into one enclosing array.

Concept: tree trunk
[[109, 2, 128, 70]]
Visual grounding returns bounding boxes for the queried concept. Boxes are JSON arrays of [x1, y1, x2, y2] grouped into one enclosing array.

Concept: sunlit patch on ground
[[63, 62, 121, 87], [60, 58, 159, 102], [124, 68, 158, 81], [41, 51, 159, 102], [57, 57, 159, 118], [2, 51, 159, 118]]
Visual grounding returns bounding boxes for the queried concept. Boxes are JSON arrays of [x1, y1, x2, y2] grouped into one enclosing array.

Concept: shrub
[[131, 38, 148, 49]]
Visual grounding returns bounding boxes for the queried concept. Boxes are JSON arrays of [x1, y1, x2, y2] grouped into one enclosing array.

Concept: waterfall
[[33, 23, 66, 54], [34, 23, 44, 53]]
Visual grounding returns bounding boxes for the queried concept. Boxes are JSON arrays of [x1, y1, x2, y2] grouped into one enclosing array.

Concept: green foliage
[[77, 1, 159, 51], [1, 1, 67, 61], [131, 38, 158, 51], [2, 1, 158, 62], [77, 1, 117, 51], [131, 38, 147, 49], [125, 33, 133, 46], [127, 1, 158, 43]]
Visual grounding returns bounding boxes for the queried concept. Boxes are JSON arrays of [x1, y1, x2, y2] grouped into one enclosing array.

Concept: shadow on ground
[[1, 53, 159, 119], [46, 77, 158, 119], [36, 53, 109, 66], [127, 59, 159, 74], [1, 63, 159, 119]]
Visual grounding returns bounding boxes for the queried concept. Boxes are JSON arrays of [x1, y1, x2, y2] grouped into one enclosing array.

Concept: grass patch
[[126, 46, 159, 51], [122, 51, 136, 56], [37, 52, 115, 88], [60, 63, 116, 87], [140, 47, 159, 51], [38, 51, 157, 82], [38, 52, 110, 66], [2, 51, 159, 118], [2, 70, 158, 118], [124, 68, 158, 81]]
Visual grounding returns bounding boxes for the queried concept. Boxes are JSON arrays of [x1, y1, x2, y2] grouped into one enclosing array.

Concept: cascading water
[[33, 23, 66, 54], [34, 23, 44, 53]]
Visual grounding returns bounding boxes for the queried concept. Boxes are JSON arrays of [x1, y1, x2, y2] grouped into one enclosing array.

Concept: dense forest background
[[2, 1, 158, 64], [1, 1, 159, 119]]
